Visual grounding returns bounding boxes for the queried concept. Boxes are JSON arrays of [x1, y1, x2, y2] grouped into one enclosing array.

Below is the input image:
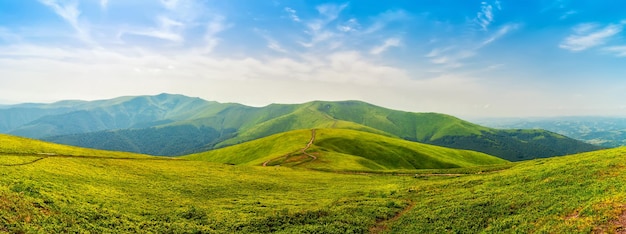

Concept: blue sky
[[0, 0, 625, 117]]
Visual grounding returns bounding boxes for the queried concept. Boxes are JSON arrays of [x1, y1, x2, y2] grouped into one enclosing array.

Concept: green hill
[[184, 129, 508, 171], [5, 93, 218, 138], [0, 134, 151, 159], [2, 94, 600, 160], [2, 134, 626, 232]]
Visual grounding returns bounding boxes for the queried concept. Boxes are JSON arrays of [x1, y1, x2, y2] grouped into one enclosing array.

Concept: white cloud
[[119, 16, 185, 43], [160, 0, 181, 10], [604, 46, 626, 57], [364, 10, 409, 34], [337, 18, 359, 32], [316, 3, 348, 22], [284, 7, 301, 22], [254, 28, 287, 53], [559, 10, 577, 20], [203, 15, 228, 47], [475, 2, 494, 31], [559, 23, 623, 51], [297, 3, 349, 49], [38, 0, 92, 43], [480, 23, 519, 47], [370, 38, 401, 55]]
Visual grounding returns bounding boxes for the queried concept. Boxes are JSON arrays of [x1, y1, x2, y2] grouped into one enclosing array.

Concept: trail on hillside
[[0, 154, 180, 167], [302, 129, 317, 160], [262, 129, 317, 166], [370, 201, 416, 233]]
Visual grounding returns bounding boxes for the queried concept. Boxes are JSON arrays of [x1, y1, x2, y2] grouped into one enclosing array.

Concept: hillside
[[184, 128, 508, 171], [1, 94, 600, 160], [0, 134, 151, 159], [2, 135, 626, 232]]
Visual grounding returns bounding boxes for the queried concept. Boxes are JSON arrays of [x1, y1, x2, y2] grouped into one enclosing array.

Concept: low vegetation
[[184, 128, 508, 171], [2, 94, 600, 160], [2, 133, 625, 233]]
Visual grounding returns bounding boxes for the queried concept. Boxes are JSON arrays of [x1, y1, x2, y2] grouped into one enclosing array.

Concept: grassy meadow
[[2, 133, 626, 233], [185, 128, 507, 171]]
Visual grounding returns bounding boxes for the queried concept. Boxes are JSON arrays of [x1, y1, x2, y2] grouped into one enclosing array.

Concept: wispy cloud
[[604, 46, 626, 57], [284, 7, 301, 22], [370, 38, 401, 55], [160, 0, 181, 10], [475, 3, 494, 31], [480, 24, 519, 47], [364, 10, 409, 34], [559, 23, 623, 51], [199, 16, 229, 53], [316, 3, 348, 22], [559, 10, 578, 20], [38, 0, 92, 43], [426, 23, 518, 68], [120, 16, 185, 42], [337, 18, 359, 32], [255, 29, 287, 53], [426, 48, 475, 68], [298, 3, 348, 48]]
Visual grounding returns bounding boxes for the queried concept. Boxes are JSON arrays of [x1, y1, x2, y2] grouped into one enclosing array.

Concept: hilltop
[[184, 128, 508, 171], [0, 94, 601, 160]]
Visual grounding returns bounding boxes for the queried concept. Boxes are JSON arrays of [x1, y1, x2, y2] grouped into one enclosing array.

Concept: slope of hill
[[2, 94, 600, 160], [2, 135, 626, 232], [0, 134, 150, 158], [184, 128, 508, 171]]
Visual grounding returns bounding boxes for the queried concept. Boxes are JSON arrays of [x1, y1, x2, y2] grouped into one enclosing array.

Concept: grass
[[184, 128, 508, 171], [386, 147, 626, 233], [0, 133, 150, 158], [0, 155, 410, 233], [3, 133, 626, 233]]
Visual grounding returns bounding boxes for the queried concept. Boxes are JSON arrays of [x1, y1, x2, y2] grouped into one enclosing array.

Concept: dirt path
[[370, 201, 416, 233], [302, 129, 317, 160], [262, 129, 317, 166]]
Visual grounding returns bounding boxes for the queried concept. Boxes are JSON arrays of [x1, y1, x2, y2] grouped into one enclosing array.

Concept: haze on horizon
[[1, 0, 625, 117]]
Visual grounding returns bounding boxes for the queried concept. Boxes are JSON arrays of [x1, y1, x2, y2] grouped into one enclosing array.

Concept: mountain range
[[475, 117, 626, 147], [0, 93, 601, 161]]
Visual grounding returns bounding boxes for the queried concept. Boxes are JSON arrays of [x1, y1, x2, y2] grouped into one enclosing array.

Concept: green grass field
[[185, 128, 507, 171], [2, 134, 626, 233]]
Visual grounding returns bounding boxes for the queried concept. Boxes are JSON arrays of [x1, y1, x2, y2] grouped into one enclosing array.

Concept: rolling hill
[[0, 94, 601, 160], [184, 128, 508, 171], [0, 133, 151, 159], [2, 131, 626, 232]]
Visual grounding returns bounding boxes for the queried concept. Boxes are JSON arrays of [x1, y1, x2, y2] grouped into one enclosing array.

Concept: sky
[[1, 0, 625, 117]]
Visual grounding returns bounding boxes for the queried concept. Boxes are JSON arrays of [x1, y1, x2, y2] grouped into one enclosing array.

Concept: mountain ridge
[[0, 94, 602, 160]]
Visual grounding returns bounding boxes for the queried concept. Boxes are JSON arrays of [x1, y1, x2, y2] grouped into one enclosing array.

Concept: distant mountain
[[0, 94, 601, 160], [183, 129, 509, 171], [474, 117, 626, 147], [3, 94, 216, 138]]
